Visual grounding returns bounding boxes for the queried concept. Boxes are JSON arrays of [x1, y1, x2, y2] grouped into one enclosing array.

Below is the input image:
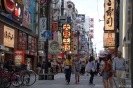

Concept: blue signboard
[[23, 0, 35, 30], [42, 30, 51, 39]]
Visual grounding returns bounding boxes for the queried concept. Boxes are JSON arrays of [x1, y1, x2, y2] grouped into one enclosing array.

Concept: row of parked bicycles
[[0, 65, 37, 88]]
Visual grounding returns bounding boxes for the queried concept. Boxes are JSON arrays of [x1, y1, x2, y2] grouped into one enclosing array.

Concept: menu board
[[18, 31, 27, 49]]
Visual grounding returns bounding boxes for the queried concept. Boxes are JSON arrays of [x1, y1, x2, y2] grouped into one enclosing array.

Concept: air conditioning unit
[[0, 45, 5, 50]]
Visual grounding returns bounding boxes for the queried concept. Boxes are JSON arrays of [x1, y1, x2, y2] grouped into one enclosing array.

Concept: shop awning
[[0, 49, 15, 54]]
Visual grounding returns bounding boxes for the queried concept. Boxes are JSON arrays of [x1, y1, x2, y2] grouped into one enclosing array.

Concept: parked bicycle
[[0, 65, 37, 88]]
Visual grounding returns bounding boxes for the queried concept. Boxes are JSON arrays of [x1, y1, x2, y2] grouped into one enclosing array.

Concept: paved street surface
[[9, 73, 131, 88]]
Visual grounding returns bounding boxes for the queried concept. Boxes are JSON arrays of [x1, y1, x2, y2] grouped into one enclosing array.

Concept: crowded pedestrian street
[[0, 0, 133, 88]]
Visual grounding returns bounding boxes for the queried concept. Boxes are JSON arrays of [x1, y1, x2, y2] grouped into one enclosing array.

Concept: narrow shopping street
[[9, 73, 118, 88]]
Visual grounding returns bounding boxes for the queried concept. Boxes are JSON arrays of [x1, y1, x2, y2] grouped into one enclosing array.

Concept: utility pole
[[45, 0, 51, 75], [61, 0, 64, 16], [114, 0, 117, 57], [131, 0, 133, 87]]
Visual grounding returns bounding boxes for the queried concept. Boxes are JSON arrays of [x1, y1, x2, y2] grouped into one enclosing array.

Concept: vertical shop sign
[[53, 22, 58, 31], [39, 17, 47, 30], [18, 31, 27, 50], [40, 5, 47, 17], [62, 24, 71, 51], [104, 0, 114, 30]]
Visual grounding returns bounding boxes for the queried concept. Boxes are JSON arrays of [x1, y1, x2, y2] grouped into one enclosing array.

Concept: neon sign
[[62, 24, 71, 51]]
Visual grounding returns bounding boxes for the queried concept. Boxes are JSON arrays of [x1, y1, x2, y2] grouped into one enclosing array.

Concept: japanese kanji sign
[[89, 33, 94, 39], [62, 24, 71, 51], [104, 33, 115, 47], [63, 24, 71, 31], [89, 18, 94, 23], [104, 0, 115, 31], [71, 32, 78, 54], [62, 45, 70, 51], [89, 24, 94, 28]]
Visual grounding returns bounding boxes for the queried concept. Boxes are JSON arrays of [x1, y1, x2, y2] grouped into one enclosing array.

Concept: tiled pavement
[[9, 73, 131, 88]]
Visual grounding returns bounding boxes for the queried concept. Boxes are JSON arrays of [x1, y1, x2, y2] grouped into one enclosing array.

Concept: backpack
[[105, 60, 111, 71]]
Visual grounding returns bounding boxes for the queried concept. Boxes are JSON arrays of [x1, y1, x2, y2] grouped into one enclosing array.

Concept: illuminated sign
[[63, 31, 70, 38], [62, 45, 70, 51], [104, 0, 114, 31], [13, 0, 24, 23], [63, 24, 71, 31], [63, 38, 70, 44], [0, 0, 15, 13], [62, 24, 71, 51], [104, 33, 115, 47]]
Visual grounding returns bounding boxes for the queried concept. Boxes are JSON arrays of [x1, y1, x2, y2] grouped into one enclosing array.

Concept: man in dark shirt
[[48, 60, 51, 73]]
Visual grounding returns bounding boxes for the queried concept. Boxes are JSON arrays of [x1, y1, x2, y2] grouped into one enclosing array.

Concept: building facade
[[0, 0, 37, 71], [119, 0, 132, 78]]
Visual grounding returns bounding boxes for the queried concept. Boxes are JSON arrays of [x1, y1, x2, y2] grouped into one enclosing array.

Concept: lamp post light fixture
[[1, 53, 4, 57]]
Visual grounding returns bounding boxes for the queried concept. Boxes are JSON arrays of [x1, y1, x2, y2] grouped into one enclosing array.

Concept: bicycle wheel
[[0, 74, 11, 88], [22, 70, 36, 86], [11, 73, 23, 87]]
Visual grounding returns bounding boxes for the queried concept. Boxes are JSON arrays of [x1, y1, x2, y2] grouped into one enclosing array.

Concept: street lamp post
[[44, 0, 51, 75], [131, 0, 133, 87]]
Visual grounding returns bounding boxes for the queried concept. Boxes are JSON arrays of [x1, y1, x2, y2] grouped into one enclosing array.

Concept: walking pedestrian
[[42, 61, 45, 74], [81, 61, 86, 75], [64, 55, 73, 84], [36, 62, 41, 74], [104, 49, 113, 88], [99, 50, 108, 88], [113, 51, 128, 87], [85, 60, 89, 76], [88, 56, 96, 85], [73, 57, 80, 84], [95, 59, 100, 76]]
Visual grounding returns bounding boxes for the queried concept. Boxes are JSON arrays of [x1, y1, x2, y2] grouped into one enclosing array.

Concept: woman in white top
[[99, 51, 108, 88]]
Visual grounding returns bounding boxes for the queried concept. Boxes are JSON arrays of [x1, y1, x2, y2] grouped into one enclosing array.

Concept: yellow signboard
[[104, 0, 115, 30], [104, 33, 115, 47], [3, 25, 15, 48]]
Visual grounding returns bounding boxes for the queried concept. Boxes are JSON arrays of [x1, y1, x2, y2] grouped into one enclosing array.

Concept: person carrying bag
[[64, 55, 73, 84]]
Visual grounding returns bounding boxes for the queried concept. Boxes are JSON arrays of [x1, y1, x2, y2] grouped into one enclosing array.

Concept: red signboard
[[29, 51, 36, 56], [14, 50, 25, 65]]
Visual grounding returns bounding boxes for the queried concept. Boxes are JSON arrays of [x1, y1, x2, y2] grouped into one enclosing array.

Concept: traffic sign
[[39, 17, 47, 30], [42, 30, 51, 39], [39, 30, 46, 41]]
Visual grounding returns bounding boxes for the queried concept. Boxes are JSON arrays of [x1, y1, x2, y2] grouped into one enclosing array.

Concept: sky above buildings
[[71, 0, 104, 54]]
